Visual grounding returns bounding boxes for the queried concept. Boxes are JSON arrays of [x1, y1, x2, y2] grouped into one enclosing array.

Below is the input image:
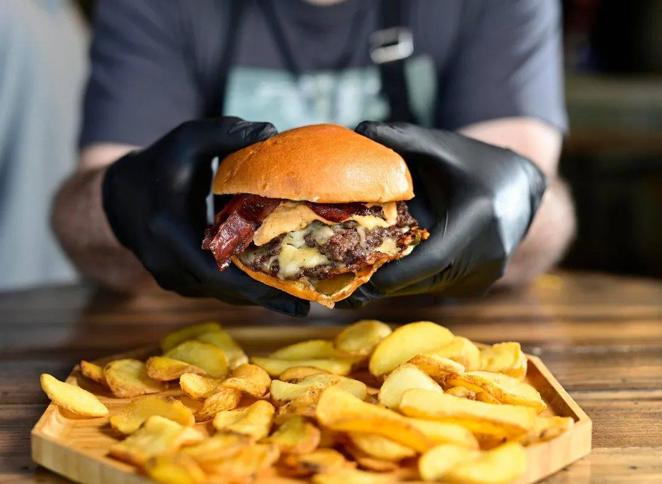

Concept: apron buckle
[[369, 27, 414, 64]]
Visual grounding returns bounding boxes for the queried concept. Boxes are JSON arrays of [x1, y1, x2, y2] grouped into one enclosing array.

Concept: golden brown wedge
[[40, 374, 108, 417]]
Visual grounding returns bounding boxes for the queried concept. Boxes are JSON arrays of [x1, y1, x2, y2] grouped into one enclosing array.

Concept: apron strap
[[373, 0, 417, 123]]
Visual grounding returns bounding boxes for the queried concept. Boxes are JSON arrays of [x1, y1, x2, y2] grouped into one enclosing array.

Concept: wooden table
[[1, 270, 661, 483]]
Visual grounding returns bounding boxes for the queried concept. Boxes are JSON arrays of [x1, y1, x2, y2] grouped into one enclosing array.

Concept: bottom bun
[[232, 256, 386, 308]]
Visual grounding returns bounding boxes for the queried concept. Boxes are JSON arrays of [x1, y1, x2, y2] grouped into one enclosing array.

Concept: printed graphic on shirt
[[223, 55, 437, 131]]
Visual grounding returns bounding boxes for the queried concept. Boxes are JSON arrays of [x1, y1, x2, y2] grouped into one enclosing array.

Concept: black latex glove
[[341, 121, 547, 307], [102, 117, 309, 316]]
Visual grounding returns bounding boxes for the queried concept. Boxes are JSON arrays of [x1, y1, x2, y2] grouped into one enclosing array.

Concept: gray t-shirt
[[81, 0, 566, 148]]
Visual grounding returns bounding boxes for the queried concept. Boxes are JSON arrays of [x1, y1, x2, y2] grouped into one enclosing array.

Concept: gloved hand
[[102, 117, 309, 316], [341, 121, 547, 307]]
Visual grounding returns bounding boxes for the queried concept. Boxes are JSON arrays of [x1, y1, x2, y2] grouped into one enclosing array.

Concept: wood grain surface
[[2, 270, 662, 483]]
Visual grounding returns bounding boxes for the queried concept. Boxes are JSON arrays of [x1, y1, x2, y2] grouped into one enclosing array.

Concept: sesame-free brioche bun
[[213, 124, 413, 203]]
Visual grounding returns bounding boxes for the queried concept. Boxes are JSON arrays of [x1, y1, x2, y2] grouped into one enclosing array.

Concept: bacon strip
[[202, 194, 280, 270], [203, 195, 382, 271]]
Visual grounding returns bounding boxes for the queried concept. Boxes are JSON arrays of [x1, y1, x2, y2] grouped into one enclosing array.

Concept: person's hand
[[102, 117, 309, 316], [341, 121, 547, 307]]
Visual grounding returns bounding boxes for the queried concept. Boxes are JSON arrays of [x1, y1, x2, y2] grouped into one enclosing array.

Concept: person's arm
[[51, 144, 155, 291], [459, 117, 575, 286]]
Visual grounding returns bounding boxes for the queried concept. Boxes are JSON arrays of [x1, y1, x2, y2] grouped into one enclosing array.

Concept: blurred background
[[0, 0, 660, 292]]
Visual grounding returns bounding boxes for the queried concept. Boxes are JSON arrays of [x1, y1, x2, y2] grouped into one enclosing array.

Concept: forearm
[[498, 177, 575, 287], [51, 167, 154, 291]]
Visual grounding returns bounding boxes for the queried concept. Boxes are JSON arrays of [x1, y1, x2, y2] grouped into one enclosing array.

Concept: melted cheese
[[278, 244, 329, 279], [253, 201, 399, 246], [376, 237, 398, 256]]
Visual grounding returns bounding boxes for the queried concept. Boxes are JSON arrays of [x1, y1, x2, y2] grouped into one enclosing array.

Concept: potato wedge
[[110, 395, 194, 434], [407, 418, 479, 449], [316, 386, 433, 452], [203, 443, 279, 480], [348, 433, 415, 461], [196, 387, 242, 421], [283, 448, 349, 476], [446, 386, 477, 399], [378, 363, 442, 409], [433, 336, 481, 370], [275, 387, 323, 422], [40, 373, 108, 417], [271, 339, 348, 360], [408, 353, 465, 384], [448, 371, 546, 412], [79, 360, 107, 386], [195, 330, 248, 369], [399, 389, 536, 438], [160, 322, 222, 352], [109, 416, 204, 467], [165, 341, 228, 379], [252, 356, 354, 377], [313, 468, 397, 484], [104, 359, 165, 398], [369, 322, 454, 377], [268, 415, 321, 454], [479, 342, 527, 380], [418, 444, 480, 481], [145, 356, 205, 381], [221, 363, 271, 398], [334, 320, 392, 357], [271, 373, 366, 405], [444, 442, 526, 483], [212, 400, 275, 440], [179, 373, 222, 400], [279, 366, 330, 382], [520, 415, 574, 445], [346, 445, 399, 472], [182, 432, 249, 464], [145, 453, 206, 484]]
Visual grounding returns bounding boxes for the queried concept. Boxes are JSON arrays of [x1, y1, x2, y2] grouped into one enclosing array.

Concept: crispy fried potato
[[313, 468, 397, 484], [145, 453, 206, 484], [252, 356, 354, 377], [271, 373, 367, 405], [334, 320, 392, 357], [279, 366, 330, 382], [160, 322, 222, 352], [348, 433, 416, 461], [182, 432, 248, 464], [110, 395, 194, 434], [520, 416, 574, 445], [479, 342, 528, 380], [418, 444, 480, 481], [202, 443, 279, 481], [195, 330, 248, 369], [165, 341, 228, 379], [268, 415, 321, 454], [433, 336, 481, 370], [347, 446, 399, 472], [79, 360, 107, 386], [408, 353, 465, 384], [446, 386, 477, 399], [40, 373, 108, 417], [221, 363, 271, 398], [271, 339, 349, 360], [316, 386, 433, 452], [145, 356, 205, 382], [399, 389, 536, 438], [275, 387, 323, 422], [179, 373, 222, 400], [407, 418, 479, 449], [378, 363, 442, 409], [449, 371, 546, 412], [212, 400, 275, 440], [196, 387, 242, 421], [109, 416, 204, 467], [104, 359, 165, 398], [444, 442, 526, 484], [283, 448, 350, 476], [369, 322, 454, 377]]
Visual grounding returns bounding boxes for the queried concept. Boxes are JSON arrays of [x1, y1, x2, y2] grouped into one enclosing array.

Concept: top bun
[[213, 124, 414, 203]]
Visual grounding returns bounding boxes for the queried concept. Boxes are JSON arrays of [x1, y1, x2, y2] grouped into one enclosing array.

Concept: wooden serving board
[[32, 326, 592, 484]]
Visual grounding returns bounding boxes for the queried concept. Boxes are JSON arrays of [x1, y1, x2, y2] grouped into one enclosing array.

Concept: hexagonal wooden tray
[[32, 327, 591, 483]]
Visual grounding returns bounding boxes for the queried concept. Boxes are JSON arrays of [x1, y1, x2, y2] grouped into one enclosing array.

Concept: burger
[[202, 124, 429, 308]]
